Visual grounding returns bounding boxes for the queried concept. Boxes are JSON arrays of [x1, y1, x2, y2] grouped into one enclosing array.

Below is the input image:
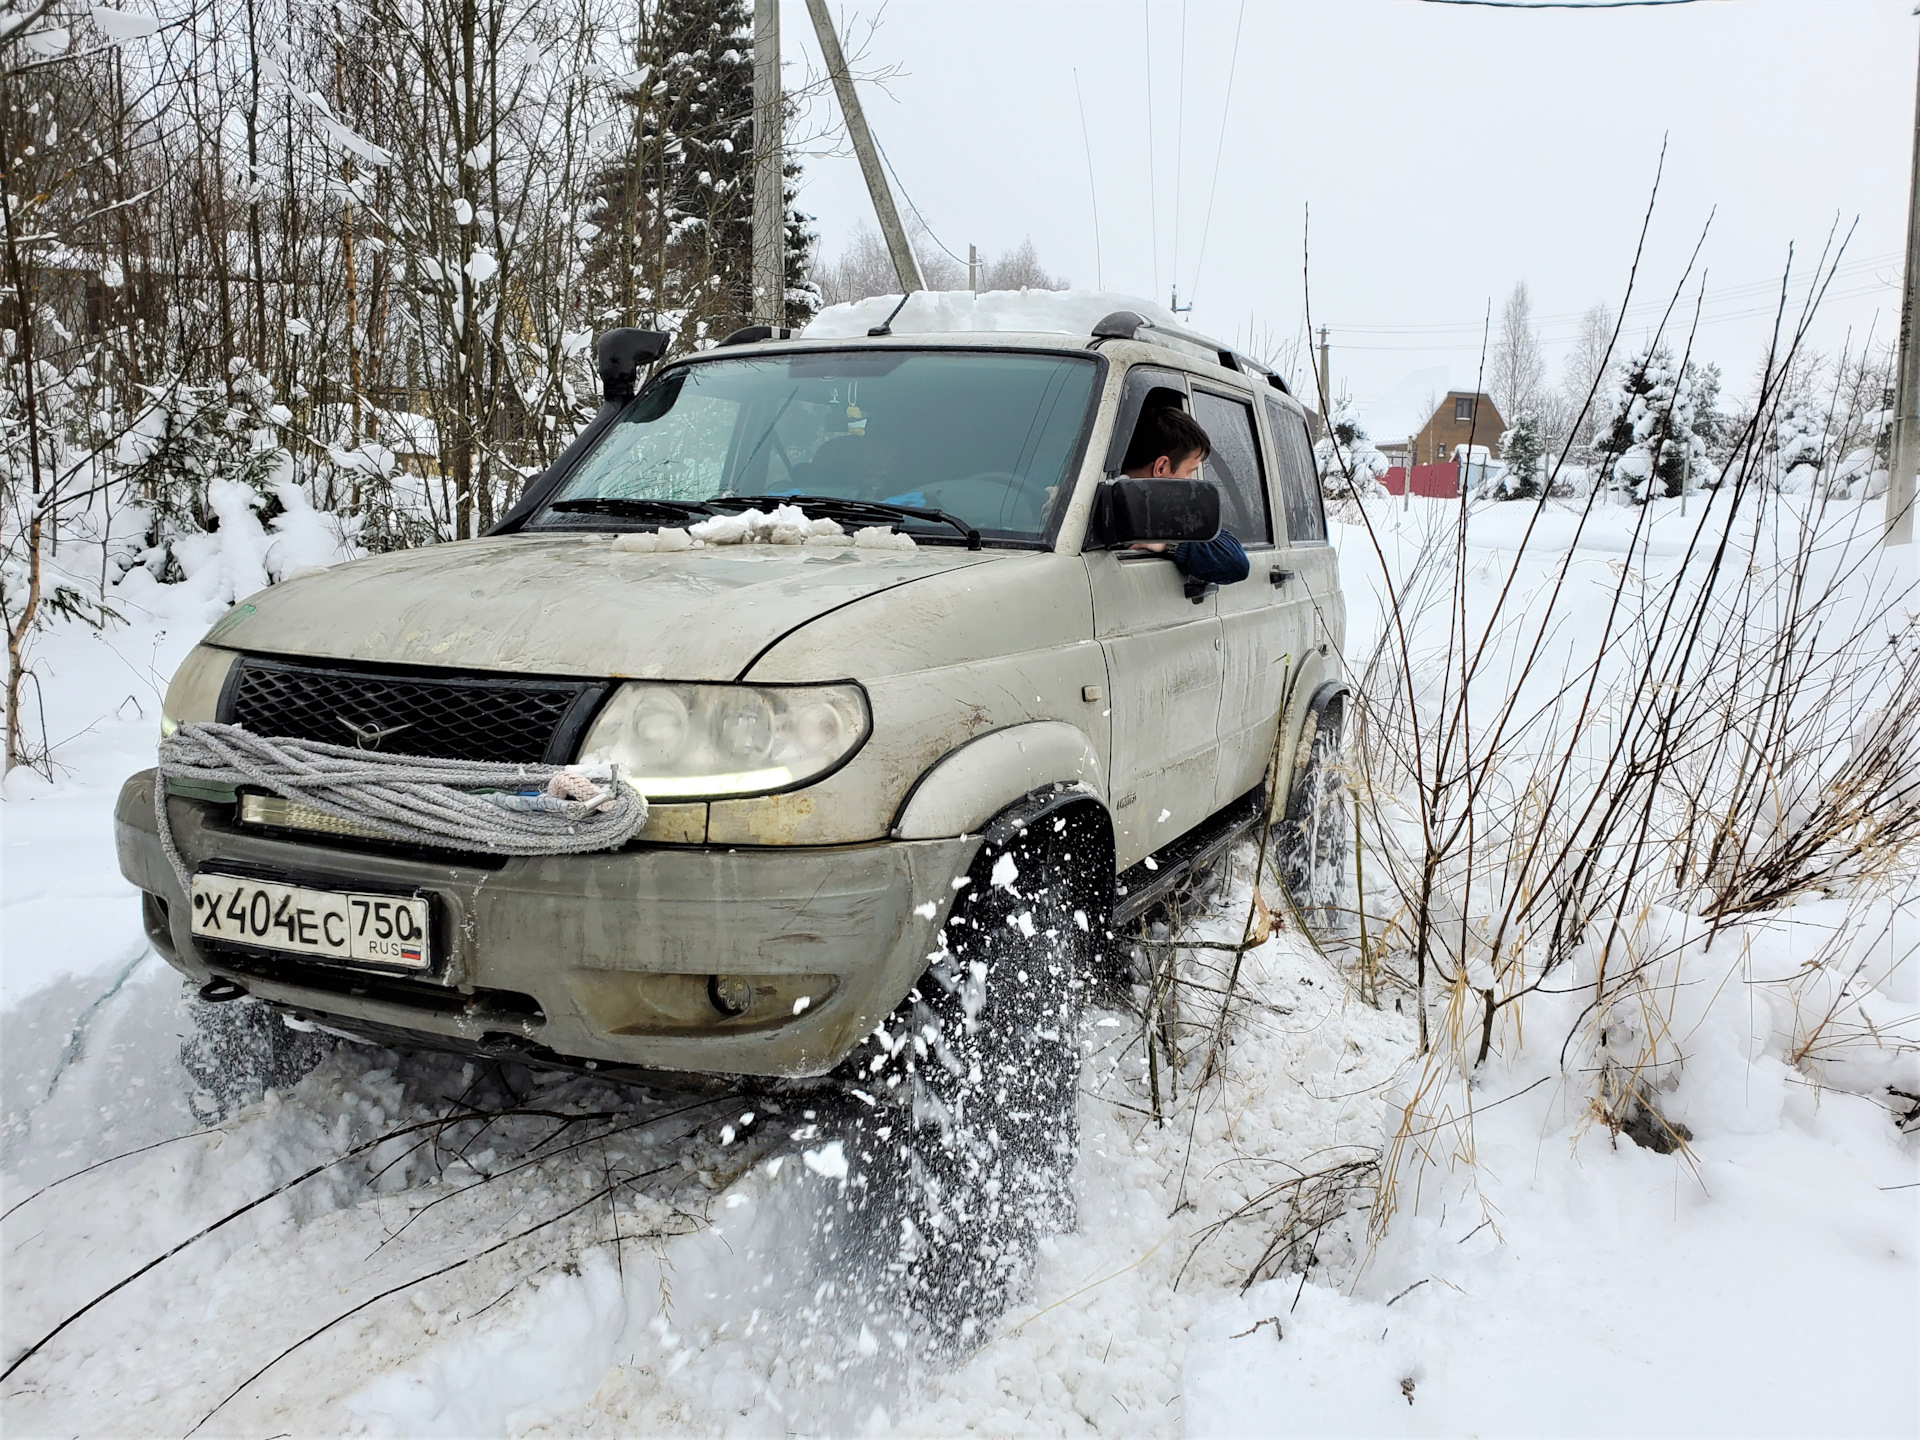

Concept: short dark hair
[[1122, 404, 1212, 473]]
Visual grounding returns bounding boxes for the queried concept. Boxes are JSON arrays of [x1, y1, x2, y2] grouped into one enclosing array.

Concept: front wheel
[[1278, 698, 1350, 928], [844, 813, 1097, 1337]]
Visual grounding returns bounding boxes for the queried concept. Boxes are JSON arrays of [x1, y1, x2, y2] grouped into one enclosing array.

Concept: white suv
[[117, 306, 1347, 1277]]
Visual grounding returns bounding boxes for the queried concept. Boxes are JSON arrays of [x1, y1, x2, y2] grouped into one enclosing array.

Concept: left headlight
[[161, 645, 238, 736], [580, 682, 870, 799]]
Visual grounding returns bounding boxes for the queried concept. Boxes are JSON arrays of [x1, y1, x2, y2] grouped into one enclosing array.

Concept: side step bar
[[1112, 787, 1266, 929]]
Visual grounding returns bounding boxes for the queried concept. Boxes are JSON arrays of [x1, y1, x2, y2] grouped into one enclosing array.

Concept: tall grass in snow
[[1333, 246, 1920, 1224]]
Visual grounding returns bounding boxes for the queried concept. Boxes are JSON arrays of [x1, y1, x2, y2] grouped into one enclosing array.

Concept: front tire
[[846, 814, 1096, 1336], [1279, 698, 1350, 928]]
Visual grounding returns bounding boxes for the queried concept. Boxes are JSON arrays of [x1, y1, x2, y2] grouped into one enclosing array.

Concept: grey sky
[[783, 0, 1912, 416]]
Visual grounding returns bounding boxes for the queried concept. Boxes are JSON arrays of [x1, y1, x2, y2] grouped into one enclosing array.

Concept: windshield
[[527, 349, 1100, 544]]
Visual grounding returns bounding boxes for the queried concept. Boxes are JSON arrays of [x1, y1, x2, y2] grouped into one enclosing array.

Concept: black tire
[[844, 811, 1098, 1339], [1279, 699, 1350, 928]]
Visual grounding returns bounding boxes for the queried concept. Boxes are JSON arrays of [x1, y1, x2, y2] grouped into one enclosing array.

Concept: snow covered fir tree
[[1593, 346, 1714, 502], [588, 0, 819, 345], [1491, 411, 1547, 500]]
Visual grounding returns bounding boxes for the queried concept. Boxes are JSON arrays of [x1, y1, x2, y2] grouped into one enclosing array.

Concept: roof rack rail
[[1089, 310, 1289, 395], [717, 324, 794, 348]]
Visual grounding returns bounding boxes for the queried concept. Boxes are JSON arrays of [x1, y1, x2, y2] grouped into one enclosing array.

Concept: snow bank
[[803, 288, 1186, 341]]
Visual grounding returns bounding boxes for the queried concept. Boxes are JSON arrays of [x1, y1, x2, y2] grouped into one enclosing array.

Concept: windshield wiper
[[548, 496, 721, 522], [716, 493, 982, 551]]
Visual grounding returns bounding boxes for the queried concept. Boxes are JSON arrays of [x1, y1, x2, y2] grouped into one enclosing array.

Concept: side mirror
[[597, 329, 669, 402], [1090, 478, 1221, 546]]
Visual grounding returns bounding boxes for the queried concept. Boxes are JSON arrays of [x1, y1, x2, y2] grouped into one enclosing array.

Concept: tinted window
[[534, 351, 1100, 544], [1266, 397, 1327, 543], [1190, 390, 1272, 547]]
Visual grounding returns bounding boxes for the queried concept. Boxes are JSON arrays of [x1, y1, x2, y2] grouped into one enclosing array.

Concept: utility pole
[[968, 243, 979, 294], [1889, 20, 1920, 545], [751, 0, 783, 327], [805, 0, 924, 296], [1317, 326, 1331, 406]]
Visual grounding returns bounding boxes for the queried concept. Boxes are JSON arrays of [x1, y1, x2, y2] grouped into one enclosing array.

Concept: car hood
[[205, 534, 1006, 680]]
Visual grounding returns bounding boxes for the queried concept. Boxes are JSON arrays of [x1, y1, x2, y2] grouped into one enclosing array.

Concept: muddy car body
[[115, 309, 1347, 1082]]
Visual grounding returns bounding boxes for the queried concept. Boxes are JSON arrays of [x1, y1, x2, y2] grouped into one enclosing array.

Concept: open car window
[[528, 350, 1101, 545]]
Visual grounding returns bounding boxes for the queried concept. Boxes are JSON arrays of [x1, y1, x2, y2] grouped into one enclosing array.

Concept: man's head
[[1122, 405, 1212, 479]]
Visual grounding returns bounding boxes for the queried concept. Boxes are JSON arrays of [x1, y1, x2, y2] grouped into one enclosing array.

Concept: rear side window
[[1266, 397, 1328, 544], [1190, 390, 1272, 547]]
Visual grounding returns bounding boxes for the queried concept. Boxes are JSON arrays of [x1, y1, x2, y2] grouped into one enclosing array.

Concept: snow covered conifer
[[1494, 411, 1546, 500], [1595, 347, 1706, 502], [1314, 397, 1389, 501], [1774, 401, 1826, 496], [591, 0, 818, 347]]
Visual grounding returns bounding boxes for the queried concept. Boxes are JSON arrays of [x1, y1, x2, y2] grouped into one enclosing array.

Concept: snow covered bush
[[1314, 397, 1389, 501], [1774, 400, 1826, 496]]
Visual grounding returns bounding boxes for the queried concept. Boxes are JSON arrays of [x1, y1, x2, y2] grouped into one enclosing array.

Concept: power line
[[1330, 280, 1897, 350], [1187, 0, 1246, 310], [872, 138, 967, 268], [1172, 0, 1188, 302], [1324, 252, 1900, 337], [1073, 68, 1104, 291], [1143, 0, 1159, 301], [1422, 0, 1722, 9]]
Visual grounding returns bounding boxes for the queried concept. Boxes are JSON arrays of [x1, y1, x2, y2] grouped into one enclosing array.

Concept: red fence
[[1381, 463, 1462, 498]]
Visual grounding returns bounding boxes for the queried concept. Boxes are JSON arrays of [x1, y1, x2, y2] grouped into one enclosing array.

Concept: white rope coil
[[155, 722, 649, 890]]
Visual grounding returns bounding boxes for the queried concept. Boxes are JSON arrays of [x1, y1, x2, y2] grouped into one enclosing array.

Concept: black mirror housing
[[597, 329, 669, 402], [1090, 477, 1221, 547]]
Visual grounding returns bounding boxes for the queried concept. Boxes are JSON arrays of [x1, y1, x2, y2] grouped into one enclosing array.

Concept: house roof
[[1362, 366, 1499, 442]]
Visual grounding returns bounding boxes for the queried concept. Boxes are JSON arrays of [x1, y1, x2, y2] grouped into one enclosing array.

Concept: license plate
[[190, 874, 431, 970]]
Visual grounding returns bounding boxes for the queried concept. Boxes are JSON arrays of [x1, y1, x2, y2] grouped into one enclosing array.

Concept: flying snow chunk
[[802, 1140, 849, 1181], [990, 852, 1019, 891], [913, 901, 937, 919]]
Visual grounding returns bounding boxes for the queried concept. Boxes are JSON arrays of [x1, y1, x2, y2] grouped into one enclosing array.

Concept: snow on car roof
[[802, 288, 1189, 342]]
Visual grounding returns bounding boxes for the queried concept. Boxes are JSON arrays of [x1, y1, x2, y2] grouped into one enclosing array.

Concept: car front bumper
[[114, 770, 974, 1078]]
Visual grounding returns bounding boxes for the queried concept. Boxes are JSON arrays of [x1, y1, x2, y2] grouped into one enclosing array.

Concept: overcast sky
[[780, 0, 1913, 417]]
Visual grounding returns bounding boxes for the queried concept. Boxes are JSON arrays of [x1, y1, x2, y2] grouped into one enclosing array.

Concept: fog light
[[709, 974, 753, 1016]]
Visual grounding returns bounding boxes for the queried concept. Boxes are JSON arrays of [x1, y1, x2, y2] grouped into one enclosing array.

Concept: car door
[[1082, 366, 1225, 870], [1263, 390, 1343, 695], [1190, 385, 1287, 814]]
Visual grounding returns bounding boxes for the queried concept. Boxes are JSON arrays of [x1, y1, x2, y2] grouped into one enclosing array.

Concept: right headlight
[[580, 682, 870, 799]]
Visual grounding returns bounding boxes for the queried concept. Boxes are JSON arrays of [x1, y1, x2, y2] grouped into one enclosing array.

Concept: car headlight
[[160, 645, 237, 736], [580, 682, 870, 799]]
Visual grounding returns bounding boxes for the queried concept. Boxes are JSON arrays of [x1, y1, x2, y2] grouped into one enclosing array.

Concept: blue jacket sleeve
[[1170, 531, 1250, 586]]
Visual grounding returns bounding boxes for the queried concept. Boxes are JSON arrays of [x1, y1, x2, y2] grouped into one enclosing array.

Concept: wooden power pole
[[1890, 23, 1920, 546], [804, 0, 924, 296], [752, 0, 783, 327]]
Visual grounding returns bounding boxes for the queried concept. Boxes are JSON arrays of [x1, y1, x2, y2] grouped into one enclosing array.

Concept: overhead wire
[[873, 137, 968, 268], [1172, 0, 1188, 302], [1324, 251, 1899, 338], [1186, 0, 1246, 311], [1143, 0, 1159, 300], [1073, 68, 1105, 290]]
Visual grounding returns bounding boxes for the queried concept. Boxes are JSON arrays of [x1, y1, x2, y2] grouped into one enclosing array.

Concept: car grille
[[222, 656, 610, 764]]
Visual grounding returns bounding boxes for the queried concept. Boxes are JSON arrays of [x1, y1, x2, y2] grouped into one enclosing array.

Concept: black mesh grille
[[223, 657, 606, 764]]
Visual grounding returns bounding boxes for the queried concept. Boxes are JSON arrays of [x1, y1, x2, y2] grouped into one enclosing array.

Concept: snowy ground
[[4, 497, 1917, 1437]]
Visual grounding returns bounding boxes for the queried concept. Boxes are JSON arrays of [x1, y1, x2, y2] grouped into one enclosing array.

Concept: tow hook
[[198, 976, 249, 1004]]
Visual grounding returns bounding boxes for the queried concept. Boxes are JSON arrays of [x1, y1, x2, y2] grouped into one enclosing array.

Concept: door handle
[[1269, 567, 1294, 588]]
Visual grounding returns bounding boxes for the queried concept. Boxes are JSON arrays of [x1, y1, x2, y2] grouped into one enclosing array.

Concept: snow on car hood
[[204, 533, 1003, 680]]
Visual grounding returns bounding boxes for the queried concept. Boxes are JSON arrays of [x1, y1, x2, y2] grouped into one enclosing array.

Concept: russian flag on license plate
[[400, 947, 422, 964]]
